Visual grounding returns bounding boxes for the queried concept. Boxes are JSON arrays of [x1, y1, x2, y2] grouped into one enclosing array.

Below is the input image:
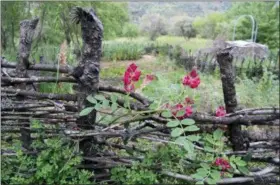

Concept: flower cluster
[[214, 158, 231, 171], [123, 63, 141, 92], [182, 68, 200, 89], [165, 97, 194, 120], [215, 106, 226, 117]]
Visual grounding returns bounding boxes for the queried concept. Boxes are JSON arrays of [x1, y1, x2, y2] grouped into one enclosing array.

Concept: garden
[[1, 1, 279, 185]]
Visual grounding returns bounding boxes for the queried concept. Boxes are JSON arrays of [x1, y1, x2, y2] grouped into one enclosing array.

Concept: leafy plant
[[2, 134, 93, 184]]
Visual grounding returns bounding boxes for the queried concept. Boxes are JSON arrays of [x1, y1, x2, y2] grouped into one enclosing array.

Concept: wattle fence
[[1, 7, 279, 185]]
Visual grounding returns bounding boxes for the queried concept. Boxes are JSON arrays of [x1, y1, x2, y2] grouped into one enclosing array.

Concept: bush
[[140, 14, 168, 41], [193, 12, 229, 39], [102, 41, 146, 61], [2, 136, 93, 184], [171, 17, 197, 39], [122, 23, 139, 38]]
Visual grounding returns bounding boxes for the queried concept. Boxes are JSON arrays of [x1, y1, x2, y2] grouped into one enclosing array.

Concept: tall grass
[[102, 41, 147, 61]]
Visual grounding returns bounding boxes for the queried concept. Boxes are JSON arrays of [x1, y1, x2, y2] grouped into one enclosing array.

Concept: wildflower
[[216, 106, 226, 117], [123, 63, 141, 92], [214, 158, 231, 171], [185, 97, 194, 105], [182, 68, 200, 89], [170, 103, 193, 120]]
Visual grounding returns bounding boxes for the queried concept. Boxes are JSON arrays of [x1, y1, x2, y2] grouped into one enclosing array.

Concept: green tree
[[193, 12, 228, 39], [227, 2, 279, 49]]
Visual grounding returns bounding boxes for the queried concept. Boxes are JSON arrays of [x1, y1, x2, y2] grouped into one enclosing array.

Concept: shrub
[[2, 136, 93, 184], [122, 23, 139, 38]]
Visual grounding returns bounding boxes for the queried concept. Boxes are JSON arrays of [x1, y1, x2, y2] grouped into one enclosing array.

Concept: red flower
[[216, 106, 226, 117], [169, 103, 193, 120], [214, 158, 231, 171], [190, 68, 198, 78], [123, 63, 141, 92], [184, 106, 193, 117], [182, 68, 200, 89], [185, 97, 194, 105]]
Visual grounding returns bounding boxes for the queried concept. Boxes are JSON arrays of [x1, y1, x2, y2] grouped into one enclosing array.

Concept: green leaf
[[210, 170, 221, 181], [213, 129, 223, 140], [94, 103, 101, 110], [196, 168, 208, 177], [167, 120, 180, 127], [195, 181, 204, 185], [95, 94, 105, 100], [186, 135, 201, 142], [206, 177, 217, 185], [204, 146, 215, 152], [230, 161, 237, 170], [102, 99, 110, 108], [181, 118, 195, 125], [192, 174, 204, 180], [235, 160, 246, 167], [184, 125, 200, 132], [111, 103, 118, 111], [86, 95, 97, 104], [176, 110, 185, 117], [174, 136, 187, 145], [79, 107, 94, 116], [200, 163, 210, 170], [183, 140, 194, 153], [110, 94, 118, 103], [238, 166, 249, 175], [162, 111, 173, 118], [171, 128, 184, 137]]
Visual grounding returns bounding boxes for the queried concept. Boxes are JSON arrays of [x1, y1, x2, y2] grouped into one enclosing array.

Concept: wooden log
[[217, 48, 247, 151], [15, 18, 39, 150], [1, 59, 73, 73]]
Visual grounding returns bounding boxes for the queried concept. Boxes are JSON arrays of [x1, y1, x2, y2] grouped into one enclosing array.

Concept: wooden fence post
[[71, 7, 103, 155], [15, 18, 39, 150], [217, 48, 247, 151]]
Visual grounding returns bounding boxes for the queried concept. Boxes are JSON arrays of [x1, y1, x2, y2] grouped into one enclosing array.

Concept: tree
[[171, 17, 197, 40], [122, 23, 139, 38], [140, 14, 167, 40], [226, 2, 279, 49], [193, 12, 228, 39]]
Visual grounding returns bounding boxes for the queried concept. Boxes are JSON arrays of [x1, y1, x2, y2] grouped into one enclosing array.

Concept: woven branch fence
[[1, 7, 280, 185]]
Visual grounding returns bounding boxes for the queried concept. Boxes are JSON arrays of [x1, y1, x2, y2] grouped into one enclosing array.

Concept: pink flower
[[185, 97, 194, 105], [123, 63, 141, 92], [184, 106, 193, 117], [169, 103, 193, 120], [215, 106, 226, 117], [182, 67, 200, 89], [214, 158, 231, 171]]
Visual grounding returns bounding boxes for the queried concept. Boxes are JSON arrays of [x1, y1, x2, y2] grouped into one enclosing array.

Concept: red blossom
[[182, 68, 200, 89], [169, 103, 193, 119], [190, 68, 198, 78], [214, 158, 231, 171], [184, 106, 193, 117], [216, 106, 226, 117], [123, 63, 141, 92], [185, 97, 194, 105]]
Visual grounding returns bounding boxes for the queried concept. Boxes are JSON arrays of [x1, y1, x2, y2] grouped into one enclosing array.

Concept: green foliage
[[122, 23, 139, 38], [140, 14, 168, 40], [227, 2, 279, 49], [172, 18, 197, 39], [102, 41, 145, 61], [193, 12, 228, 39], [111, 145, 186, 184], [2, 136, 93, 184]]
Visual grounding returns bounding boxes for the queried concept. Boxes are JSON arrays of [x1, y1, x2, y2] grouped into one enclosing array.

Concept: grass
[[100, 56, 279, 112]]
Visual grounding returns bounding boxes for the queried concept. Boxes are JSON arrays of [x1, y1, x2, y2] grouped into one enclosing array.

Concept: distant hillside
[[128, 2, 232, 23]]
